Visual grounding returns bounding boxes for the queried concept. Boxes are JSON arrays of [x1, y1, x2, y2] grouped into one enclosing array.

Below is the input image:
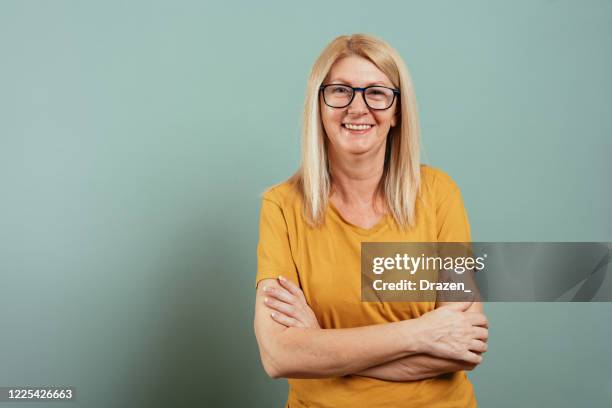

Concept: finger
[[461, 362, 478, 371], [439, 300, 473, 312], [264, 296, 297, 318], [263, 285, 297, 304], [469, 339, 488, 353], [466, 312, 488, 328], [270, 311, 301, 328], [461, 351, 483, 365], [278, 275, 304, 299], [472, 326, 489, 341]]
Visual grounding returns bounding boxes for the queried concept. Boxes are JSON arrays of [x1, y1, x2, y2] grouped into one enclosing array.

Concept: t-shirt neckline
[[327, 201, 390, 236]]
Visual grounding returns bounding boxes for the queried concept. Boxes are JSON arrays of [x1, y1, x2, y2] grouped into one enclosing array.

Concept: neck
[[327, 144, 386, 210]]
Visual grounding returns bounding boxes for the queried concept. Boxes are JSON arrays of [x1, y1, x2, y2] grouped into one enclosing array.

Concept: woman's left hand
[[263, 276, 320, 329]]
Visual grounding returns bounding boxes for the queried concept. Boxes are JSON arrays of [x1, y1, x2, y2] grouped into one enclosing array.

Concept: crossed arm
[[357, 302, 484, 381], [254, 276, 488, 381]]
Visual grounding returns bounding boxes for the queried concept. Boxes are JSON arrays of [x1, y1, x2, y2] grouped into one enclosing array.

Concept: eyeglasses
[[319, 84, 400, 110]]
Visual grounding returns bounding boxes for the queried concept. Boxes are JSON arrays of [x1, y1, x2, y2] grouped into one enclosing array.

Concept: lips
[[343, 123, 373, 131], [343, 123, 374, 131], [342, 123, 375, 135]]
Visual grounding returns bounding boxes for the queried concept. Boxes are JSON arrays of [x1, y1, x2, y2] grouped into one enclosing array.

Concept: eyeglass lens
[[323, 85, 395, 109]]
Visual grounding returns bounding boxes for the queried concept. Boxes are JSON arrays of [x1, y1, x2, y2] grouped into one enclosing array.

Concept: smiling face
[[320, 55, 398, 158]]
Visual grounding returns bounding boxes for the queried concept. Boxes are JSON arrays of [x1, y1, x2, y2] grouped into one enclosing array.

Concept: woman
[[254, 33, 488, 407]]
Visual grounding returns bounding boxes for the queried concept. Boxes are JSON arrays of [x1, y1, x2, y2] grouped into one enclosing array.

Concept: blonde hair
[[289, 33, 421, 229]]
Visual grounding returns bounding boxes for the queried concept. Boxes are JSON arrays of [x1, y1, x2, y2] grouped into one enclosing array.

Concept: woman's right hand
[[414, 301, 489, 364]]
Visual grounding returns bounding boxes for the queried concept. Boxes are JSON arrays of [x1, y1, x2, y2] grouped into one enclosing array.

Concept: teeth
[[345, 124, 372, 131]]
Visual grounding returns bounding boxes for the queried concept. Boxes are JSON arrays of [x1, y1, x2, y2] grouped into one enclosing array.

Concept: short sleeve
[[434, 171, 472, 242], [255, 195, 300, 289]]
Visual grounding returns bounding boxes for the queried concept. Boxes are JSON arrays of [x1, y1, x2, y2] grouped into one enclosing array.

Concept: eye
[[330, 86, 350, 94]]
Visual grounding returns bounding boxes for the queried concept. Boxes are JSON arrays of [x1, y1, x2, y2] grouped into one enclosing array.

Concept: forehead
[[326, 56, 393, 87]]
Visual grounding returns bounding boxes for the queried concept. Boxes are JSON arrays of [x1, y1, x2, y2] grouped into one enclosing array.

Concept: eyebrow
[[328, 78, 391, 87]]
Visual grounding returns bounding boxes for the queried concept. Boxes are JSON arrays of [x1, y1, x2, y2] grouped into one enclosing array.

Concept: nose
[[347, 89, 368, 114]]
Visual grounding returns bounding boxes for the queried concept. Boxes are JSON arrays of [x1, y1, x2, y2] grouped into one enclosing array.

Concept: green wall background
[[1, 1, 610, 406]]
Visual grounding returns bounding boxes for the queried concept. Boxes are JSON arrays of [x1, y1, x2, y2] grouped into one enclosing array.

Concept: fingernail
[[271, 312, 277, 318], [278, 275, 286, 281], [264, 297, 269, 303]]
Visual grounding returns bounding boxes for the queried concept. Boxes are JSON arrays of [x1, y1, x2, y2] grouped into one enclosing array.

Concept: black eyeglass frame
[[319, 84, 400, 110]]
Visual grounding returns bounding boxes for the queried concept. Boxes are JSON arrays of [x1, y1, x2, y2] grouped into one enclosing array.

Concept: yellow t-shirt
[[256, 165, 476, 408]]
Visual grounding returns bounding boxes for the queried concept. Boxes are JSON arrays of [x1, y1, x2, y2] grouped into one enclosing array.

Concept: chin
[[341, 135, 381, 153], [340, 142, 376, 155]]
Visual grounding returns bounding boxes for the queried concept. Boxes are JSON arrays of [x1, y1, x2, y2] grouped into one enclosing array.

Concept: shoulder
[[420, 164, 461, 196], [260, 177, 302, 210]]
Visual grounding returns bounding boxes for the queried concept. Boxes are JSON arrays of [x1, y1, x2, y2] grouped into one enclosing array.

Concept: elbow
[[257, 339, 307, 379], [260, 351, 284, 379], [259, 350, 331, 379], [254, 326, 289, 379], [254, 314, 316, 379]]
